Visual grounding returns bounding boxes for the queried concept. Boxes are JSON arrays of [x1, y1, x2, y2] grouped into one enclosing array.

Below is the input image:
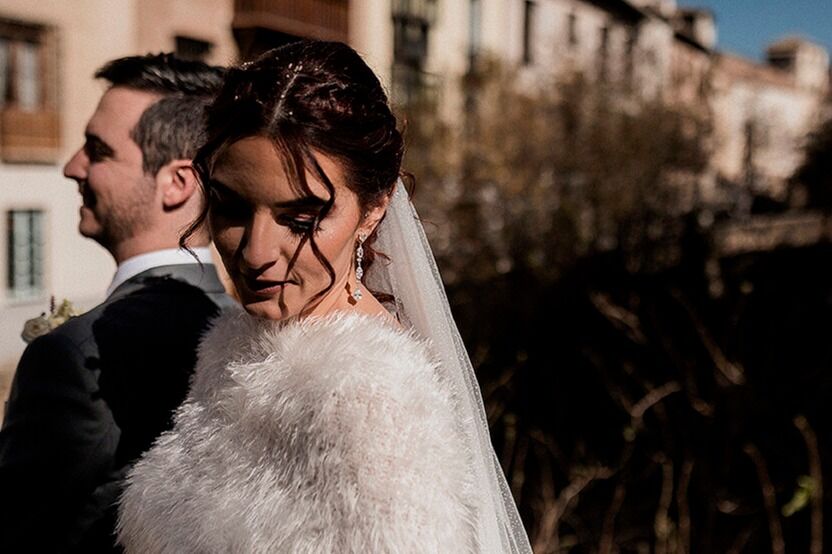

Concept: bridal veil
[[366, 180, 533, 553]]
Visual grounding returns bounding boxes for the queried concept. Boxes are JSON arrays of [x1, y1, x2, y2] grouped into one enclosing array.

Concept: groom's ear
[[156, 160, 199, 211], [359, 191, 392, 238]]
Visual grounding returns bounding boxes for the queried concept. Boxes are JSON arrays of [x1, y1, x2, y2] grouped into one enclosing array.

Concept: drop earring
[[352, 232, 367, 301]]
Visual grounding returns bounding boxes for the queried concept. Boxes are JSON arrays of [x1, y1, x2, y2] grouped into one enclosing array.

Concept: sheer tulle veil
[[365, 180, 532, 553]]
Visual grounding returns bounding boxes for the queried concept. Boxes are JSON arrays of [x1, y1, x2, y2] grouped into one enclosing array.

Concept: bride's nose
[[240, 210, 281, 271]]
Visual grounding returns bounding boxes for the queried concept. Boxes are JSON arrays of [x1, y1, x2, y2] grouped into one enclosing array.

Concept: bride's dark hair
[[182, 40, 405, 303]]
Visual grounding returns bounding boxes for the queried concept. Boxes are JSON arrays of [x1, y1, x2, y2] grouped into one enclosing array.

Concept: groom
[[0, 54, 231, 552]]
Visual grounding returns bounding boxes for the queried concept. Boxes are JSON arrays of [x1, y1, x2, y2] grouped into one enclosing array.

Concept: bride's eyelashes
[[276, 213, 320, 236], [209, 186, 323, 237]]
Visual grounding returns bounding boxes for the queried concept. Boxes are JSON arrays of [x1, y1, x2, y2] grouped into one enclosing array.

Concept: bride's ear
[[359, 192, 392, 237]]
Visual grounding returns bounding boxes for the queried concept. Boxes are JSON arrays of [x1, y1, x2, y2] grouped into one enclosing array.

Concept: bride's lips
[[242, 277, 291, 296]]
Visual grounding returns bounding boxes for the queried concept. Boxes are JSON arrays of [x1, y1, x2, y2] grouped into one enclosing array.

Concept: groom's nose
[[64, 147, 88, 183]]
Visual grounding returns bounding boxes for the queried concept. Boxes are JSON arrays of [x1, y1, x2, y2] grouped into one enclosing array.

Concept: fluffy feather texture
[[117, 308, 477, 553]]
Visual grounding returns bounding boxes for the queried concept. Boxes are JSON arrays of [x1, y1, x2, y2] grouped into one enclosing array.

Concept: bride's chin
[[241, 297, 293, 322]]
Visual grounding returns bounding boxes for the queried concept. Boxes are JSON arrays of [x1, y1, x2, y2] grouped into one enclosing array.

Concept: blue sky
[[678, 0, 832, 60]]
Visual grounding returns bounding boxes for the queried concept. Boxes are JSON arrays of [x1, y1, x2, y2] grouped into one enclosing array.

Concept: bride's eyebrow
[[272, 196, 327, 210], [208, 178, 327, 210], [207, 179, 241, 199]]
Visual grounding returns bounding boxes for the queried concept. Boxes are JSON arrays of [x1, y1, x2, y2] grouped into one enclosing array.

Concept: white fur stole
[[117, 308, 477, 553]]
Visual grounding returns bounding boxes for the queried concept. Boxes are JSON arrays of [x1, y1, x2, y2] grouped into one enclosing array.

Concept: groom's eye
[[83, 135, 114, 163]]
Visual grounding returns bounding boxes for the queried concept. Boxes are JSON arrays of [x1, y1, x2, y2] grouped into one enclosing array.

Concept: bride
[[117, 40, 531, 553]]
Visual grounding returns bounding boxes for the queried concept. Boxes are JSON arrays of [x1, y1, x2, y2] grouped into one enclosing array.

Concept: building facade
[[0, 0, 828, 382], [395, 0, 828, 206], [711, 38, 830, 202], [0, 0, 236, 381]]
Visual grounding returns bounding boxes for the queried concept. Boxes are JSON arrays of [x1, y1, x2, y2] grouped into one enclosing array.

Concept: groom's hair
[[131, 95, 213, 175], [94, 53, 226, 176], [95, 53, 225, 97]]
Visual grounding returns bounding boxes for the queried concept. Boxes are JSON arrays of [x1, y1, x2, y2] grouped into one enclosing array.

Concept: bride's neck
[[306, 275, 399, 327]]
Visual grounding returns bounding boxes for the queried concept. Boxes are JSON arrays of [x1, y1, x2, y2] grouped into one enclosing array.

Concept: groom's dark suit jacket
[[0, 263, 232, 553]]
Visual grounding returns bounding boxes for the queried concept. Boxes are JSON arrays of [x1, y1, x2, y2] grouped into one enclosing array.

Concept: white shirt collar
[[106, 247, 214, 297]]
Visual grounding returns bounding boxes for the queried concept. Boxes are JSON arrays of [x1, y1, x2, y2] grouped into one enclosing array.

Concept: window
[[624, 29, 637, 90], [6, 209, 44, 298], [0, 17, 59, 163], [567, 12, 578, 48], [175, 36, 213, 62], [469, 0, 482, 64], [598, 26, 610, 81], [391, 0, 437, 105], [0, 36, 40, 111], [522, 0, 535, 65], [394, 16, 429, 69], [392, 16, 429, 104]]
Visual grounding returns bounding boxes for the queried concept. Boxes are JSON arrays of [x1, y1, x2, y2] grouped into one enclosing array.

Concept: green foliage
[[782, 475, 815, 517]]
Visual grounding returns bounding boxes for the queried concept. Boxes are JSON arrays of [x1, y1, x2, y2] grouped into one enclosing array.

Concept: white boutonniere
[[21, 296, 80, 344]]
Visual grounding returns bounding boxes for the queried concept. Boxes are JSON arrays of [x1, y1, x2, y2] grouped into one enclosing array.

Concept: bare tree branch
[[599, 481, 627, 554], [510, 432, 529, 503], [744, 443, 785, 554], [654, 456, 675, 554], [671, 289, 746, 385], [726, 524, 757, 554], [531, 444, 559, 554], [631, 381, 682, 421], [794, 415, 823, 554], [590, 291, 648, 344], [677, 456, 695, 554]]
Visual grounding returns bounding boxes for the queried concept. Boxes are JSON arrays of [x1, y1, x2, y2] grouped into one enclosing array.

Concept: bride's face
[[208, 136, 366, 321]]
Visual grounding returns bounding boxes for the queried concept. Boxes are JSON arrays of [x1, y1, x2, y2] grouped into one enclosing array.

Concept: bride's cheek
[[213, 227, 241, 257]]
